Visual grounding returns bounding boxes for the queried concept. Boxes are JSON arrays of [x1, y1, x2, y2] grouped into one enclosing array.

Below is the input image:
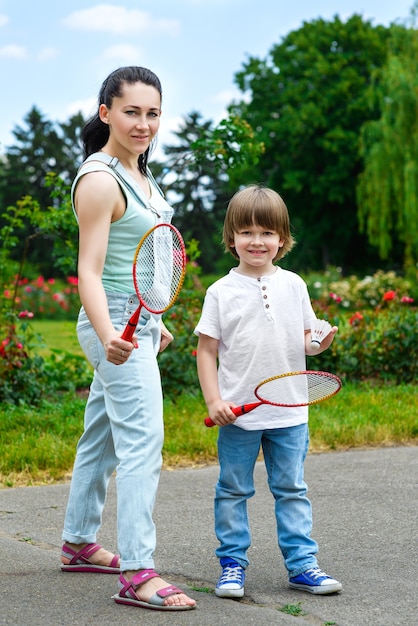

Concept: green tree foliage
[[357, 15, 418, 271], [157, 111, 263, 272], [0, 106, 84, 275], [229, 15, 392, 272]]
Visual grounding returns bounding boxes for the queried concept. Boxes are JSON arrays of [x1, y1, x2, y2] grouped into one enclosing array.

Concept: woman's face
[[99, 81, 161, 156]]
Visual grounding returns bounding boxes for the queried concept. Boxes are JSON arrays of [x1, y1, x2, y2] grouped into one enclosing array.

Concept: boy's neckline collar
[[232, 266, 279, 280]]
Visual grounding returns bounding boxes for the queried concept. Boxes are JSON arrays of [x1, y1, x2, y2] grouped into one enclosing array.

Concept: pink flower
[[18, 310, 34, 319], [401, 295, 414, 304], [329, 292, 342, 303]]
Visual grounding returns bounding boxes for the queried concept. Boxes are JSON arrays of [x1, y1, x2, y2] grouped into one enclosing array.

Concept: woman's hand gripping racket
[[204, 370, 342, 427], [121, 223, 186, 342]]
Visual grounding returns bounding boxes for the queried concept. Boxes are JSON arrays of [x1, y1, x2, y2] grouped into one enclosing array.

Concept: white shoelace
[[219, 565, 244, 583], [305, 567, 329, 580]]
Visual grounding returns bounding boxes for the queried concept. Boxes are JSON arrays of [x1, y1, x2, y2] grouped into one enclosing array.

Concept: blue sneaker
[[215, 558, 245, 598], [289, 567, 342, 595]]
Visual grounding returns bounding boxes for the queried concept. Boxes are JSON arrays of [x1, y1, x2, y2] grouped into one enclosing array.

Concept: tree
[[229, 15, 392, 272], [0, 107, 85, 275], [357, 12, 418, 271], [158, 111, 263, 273], [2, 107, 62, 211]]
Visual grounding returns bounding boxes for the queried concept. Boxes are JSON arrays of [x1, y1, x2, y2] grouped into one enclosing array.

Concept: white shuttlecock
[[310, 319, 332, 349]]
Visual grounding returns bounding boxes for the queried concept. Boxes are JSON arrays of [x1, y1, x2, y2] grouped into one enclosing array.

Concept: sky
[[0, 0, 414, 159]]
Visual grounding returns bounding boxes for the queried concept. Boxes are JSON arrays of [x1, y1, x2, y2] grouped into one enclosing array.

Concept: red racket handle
[[121, 308, 140, 342], [204, 402, 262, 427]]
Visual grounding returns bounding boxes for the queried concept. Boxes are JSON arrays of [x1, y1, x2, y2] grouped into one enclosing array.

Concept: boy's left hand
[[305, 326, 338, 356]]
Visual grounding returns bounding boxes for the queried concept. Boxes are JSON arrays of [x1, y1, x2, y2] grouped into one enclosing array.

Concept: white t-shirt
[[194, 267, 316, 430]]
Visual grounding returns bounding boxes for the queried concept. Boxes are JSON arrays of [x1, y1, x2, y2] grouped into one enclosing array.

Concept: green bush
[[0, 317, 92, 405], [1, 260, 416, 405], [310, 306, 417, 383], [163, 266, 418, 394], [159, 244, 203, 398]]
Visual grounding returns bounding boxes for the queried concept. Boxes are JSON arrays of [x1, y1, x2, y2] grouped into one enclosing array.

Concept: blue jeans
[[62, 292, 164, 571], [215, 423, 318, 578]]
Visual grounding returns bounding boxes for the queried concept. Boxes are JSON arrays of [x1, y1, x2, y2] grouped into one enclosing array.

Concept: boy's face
[[232, 224, 283, 275]]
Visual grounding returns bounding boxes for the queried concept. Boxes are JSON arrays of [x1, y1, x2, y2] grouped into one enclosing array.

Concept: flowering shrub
[[0, 314, 91, 405], [3, 275, 80, 321], [307, 270, 417, 383], [0, 253, 416, 404], [305, 268, 416, 312], [162, 265, 418, 394]]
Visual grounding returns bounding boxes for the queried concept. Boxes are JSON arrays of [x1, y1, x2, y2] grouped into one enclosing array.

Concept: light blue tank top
[[71, 153, 174, 294]]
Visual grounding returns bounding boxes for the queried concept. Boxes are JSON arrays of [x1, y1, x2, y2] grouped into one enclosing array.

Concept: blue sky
[[0, 0, 414, 159]]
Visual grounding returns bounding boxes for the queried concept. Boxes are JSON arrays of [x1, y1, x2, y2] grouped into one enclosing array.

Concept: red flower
[[349, 311, 363, 326], [191, 349, 197, 357], [383, 290, 396, 301], [0, 338, 10, 357]]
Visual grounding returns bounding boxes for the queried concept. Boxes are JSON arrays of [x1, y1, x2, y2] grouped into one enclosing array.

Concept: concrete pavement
[[0, 445, 417, 626]]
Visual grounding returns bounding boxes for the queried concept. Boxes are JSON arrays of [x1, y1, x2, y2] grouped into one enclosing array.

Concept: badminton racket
[[121, 223, 187, 342], [204, 370, 342, 427]]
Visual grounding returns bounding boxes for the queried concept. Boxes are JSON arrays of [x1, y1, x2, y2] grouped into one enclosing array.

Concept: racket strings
[[134, 226, 185, 312], [256, 372, 341, 407]]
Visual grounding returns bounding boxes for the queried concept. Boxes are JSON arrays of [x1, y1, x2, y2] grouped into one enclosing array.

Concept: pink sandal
[[112, 569, 196, 611], [61, 543, 120, 573]]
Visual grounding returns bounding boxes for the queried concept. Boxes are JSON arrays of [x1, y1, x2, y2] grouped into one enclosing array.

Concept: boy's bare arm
[[196, 334, 237, 426]]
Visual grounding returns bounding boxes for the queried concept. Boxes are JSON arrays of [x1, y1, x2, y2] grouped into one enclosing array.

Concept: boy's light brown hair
[[222, 185, 296, 261]]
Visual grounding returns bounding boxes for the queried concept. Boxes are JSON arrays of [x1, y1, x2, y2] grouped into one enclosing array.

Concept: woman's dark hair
[[81, 66, 162, 175]]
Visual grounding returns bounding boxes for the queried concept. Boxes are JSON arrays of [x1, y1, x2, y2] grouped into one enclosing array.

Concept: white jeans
[[62, 292, 164, 571]]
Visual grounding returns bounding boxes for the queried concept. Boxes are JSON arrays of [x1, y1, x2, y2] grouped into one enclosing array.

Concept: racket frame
[[121, 223, 186, 341], [204, 370, 342, 427]]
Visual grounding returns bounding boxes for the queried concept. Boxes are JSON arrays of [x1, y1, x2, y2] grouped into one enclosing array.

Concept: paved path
[[0, 446, 417, 625]]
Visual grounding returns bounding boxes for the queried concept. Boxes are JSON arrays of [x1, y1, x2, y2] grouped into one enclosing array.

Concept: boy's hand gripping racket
[[121, 223, 186, 342], [204, 370, 342, 427]]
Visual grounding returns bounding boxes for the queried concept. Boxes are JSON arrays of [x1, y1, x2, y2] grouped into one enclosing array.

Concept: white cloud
[[0, 44, 27, 59], [66, 97, 97, 120], [37, 47, 59, 62], [102, 44, 142, 64], [0, 14, 9, 27], [210, 88, 243, 106], [62, 5, 180, 36]]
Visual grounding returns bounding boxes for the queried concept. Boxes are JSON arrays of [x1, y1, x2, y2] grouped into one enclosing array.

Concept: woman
[[61, 66, 196, 612]]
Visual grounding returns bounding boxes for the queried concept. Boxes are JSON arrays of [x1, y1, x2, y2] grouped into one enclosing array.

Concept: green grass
[[1, 320, 417, 488], [1, 382, 416, 488], [279, 602, 307, 616], [31, 320, 83, 357]]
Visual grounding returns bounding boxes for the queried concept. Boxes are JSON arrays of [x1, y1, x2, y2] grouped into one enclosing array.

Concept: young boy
[[194, 185, 342, 597]]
